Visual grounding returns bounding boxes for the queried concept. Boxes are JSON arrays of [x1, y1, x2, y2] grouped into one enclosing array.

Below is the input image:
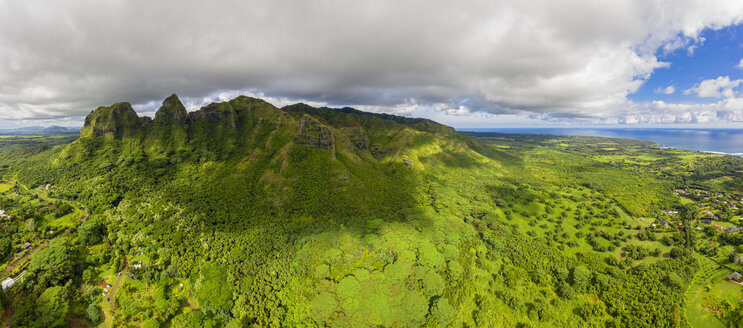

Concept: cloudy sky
[[1, 0, 743, 129]]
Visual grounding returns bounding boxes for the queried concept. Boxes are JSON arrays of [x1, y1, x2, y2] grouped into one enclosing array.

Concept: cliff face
[[294, 115, 335, 149], [80, 102, 146, 138], [77, 94, 469, 167], [154, 94, 188, 125]]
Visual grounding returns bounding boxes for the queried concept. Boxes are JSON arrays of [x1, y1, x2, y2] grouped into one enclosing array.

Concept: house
[[132, 261, 142, 269], [728, 272, 743, 281], [704, 210, 715, 218], [726, 227, 743, 233], [106, 284, 112, 288], [21, 242, 31, 250], [1, 278, 14, 290], [703, 220, 713, 224], [15, 251, 24, 258], [0, 209, 5, 217], [660, 221, 669, 226]]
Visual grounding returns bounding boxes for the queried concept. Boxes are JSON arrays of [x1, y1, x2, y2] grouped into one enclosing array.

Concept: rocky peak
[[294, 115, 334, 149], [80, 102, 143, 138], [154, 94, 188, 125]]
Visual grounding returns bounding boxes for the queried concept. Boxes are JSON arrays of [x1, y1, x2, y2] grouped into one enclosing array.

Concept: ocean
[[462, 128, 743, 156]]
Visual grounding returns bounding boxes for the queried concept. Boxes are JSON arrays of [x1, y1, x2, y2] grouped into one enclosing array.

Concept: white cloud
[[0, 0, 742, 125], [684, 76, 743, 98], [655, 85, 676, 94], [738, 58, 743, 69]]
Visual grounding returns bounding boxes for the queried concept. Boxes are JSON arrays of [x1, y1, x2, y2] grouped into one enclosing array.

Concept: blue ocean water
[[462, 128, 743, 156]]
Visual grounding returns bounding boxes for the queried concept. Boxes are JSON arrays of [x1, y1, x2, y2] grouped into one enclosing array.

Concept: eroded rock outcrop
[[295, 115, 334, 149], [80, 102, 146, 138], [154, 94, 188, 125]]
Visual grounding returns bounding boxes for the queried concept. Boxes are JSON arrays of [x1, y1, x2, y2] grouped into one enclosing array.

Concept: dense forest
[[1, 95, 743, 327]]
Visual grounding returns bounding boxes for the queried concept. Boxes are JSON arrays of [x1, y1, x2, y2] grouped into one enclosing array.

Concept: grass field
[[686, 254, 741, 328], [0, 183, 12, 193]]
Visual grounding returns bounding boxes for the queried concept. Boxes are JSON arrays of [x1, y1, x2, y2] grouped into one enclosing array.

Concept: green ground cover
[[2, 99, 743, 327]]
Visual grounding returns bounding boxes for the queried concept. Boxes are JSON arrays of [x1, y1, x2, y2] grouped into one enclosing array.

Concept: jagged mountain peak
[[80, 102, 145, 138], [155, 94, 188, 125]]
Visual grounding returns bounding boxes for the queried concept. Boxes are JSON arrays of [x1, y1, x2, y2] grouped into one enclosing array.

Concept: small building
[[727, 227, 743, 233], [106, 284, 112, 288], [15, 251, 24, 258], [21, 242, 31, 250], [1, 278, 14, 290], [132, 261, 142, 269], [728, 272, 743, 281], [660, 221, 669, 226]]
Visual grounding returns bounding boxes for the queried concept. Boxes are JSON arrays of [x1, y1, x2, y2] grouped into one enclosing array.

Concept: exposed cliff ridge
[[80, 102, 146, 138], [154, 94, 188, 125], [78, 94, 463, 161]]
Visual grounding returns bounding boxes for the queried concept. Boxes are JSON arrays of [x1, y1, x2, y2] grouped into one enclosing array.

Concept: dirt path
[[108, 257, 128, 316], [0, 240, 49, 280]]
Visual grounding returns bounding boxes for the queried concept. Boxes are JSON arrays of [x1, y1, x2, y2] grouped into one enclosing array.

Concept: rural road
[[108, 257, 128, 316]]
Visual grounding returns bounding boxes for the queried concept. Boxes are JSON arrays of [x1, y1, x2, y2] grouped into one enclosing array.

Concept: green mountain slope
[[0, 95, 708, 328]]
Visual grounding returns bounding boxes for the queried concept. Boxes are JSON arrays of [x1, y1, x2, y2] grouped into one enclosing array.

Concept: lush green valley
[[1, 95, 743, 327]]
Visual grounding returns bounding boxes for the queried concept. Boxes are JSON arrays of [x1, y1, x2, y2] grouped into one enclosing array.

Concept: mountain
[[0, 125, 79, 135], [63, 94, 479, 220], [1, 94, 705, 328]]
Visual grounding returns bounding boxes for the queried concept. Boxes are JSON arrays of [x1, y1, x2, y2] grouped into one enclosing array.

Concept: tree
[[154, 283, 179, 319], [678, 204, 699, 222], [719, 298, 743, 328], [554, 266, 570, 283], [36, 286, 70, 328], [78, 218, 107, 246], [669, 246, 686, 259], [9, 296, 36, 327], [578, 300, 606, 320], [557, 282, 576, 299], [55, 203, 72, 218], [571, 266, 591, 292], [29, 237, 76, 286], [430, 297, 454, 327], [193, 262, 234, 315], [143, 318, 161, 328], [0, 236, 11, 262], [85, 303, 103, 326], [0, 285, 9, 311]]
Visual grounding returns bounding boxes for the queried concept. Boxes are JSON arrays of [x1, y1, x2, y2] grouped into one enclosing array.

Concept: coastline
[[461, 128, 743, 156]]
